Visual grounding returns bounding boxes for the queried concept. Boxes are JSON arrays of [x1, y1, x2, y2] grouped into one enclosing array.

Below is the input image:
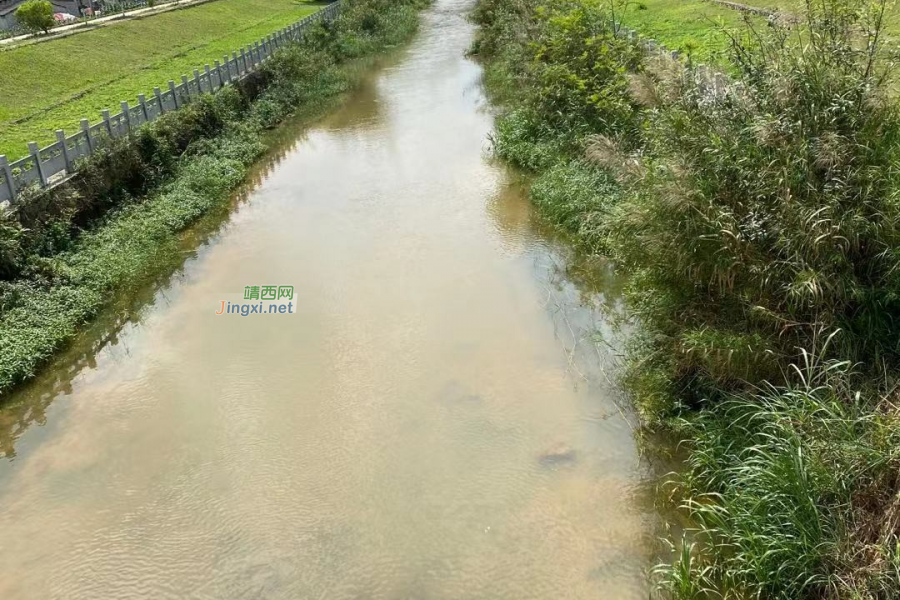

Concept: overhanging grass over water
[[473, 0, 900, 597], [0, 0, 430, 395]]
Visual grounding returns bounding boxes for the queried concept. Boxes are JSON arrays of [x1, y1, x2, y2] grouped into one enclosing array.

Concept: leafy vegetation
[[15, 0, 55, 34], [0, 0, 321, 159], [473, 0, 900, 597], [0, 0, 429, 394]]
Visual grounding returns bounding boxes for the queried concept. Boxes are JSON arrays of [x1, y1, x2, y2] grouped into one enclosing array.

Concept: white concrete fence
[[0, 0, 341, 204]]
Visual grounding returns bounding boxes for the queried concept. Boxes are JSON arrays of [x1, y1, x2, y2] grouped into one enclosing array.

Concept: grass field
[[618, 0, 751, 64], [619, 0, 900, 65], [0, 0, 320, 160]]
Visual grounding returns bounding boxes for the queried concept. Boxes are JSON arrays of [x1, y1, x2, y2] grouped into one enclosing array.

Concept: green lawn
[[619, 0, 900, 65], [0, 0, 320, 160], [618, 0, 751, 65]]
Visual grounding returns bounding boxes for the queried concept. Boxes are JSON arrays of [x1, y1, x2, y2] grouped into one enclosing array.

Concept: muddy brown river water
[[0, 1, 659, 597]]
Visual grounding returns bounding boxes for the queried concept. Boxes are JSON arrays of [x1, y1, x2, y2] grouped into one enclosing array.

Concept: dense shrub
[[474, 0, 643, 167], [528, 2, 643, 142], [15, 0, 54, 34]]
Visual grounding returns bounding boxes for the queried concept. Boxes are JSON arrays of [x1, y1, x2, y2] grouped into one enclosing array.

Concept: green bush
[[15, 0, 54, 34], [476, 0, 644, 167], [528, 1, 643, 143]]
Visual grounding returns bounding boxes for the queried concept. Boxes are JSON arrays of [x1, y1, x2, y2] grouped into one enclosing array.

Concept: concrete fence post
[[101, 110, 113, 137], [120, 101, 131, 133], [0, 155, 16, 202], [56, 130, 72, 173], [214, 60, 222, 88], [255, 42, 262, 63], [240, 48, 248, 73], [261, 37, 267, 59], [181, 75, 191, 100], [169, 80, 179, 109], [193, 69, 202, 94], [204, 64, 212, 92], [80, 119, 93, 153], [154, 87, 165, 114], [137, 94, 150, 123], [27, 142, 48, 186], [222, 55, 231, 83]]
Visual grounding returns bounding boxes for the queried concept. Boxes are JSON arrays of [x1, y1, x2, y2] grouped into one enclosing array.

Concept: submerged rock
[[538, 442, 577, 468], [436, 380, 483, 406]]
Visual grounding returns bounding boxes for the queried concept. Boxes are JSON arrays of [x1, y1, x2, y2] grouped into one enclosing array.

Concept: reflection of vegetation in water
[[473, 0, 900, 597]]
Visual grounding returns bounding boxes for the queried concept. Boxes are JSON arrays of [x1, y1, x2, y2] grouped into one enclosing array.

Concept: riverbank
[[0, 0, 431, 396], [472, 0, 900, 598]]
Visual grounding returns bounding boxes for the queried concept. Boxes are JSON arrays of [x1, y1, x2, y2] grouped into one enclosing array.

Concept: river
[[0, 1, 658, 598]]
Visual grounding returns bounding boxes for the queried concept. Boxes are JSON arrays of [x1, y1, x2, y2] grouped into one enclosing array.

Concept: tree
[[16, 0, 55, 34]]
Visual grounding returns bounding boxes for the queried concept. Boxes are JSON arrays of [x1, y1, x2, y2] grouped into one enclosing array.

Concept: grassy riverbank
[[0, 0, 321, 160], [0, 0, 429, 395], [473, 0, 900, 598]]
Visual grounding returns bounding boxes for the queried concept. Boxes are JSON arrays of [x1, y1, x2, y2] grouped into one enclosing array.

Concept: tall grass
[[664, 353, 900, 599], [614, 0, 900, 400], [0, 0, 430, 395]]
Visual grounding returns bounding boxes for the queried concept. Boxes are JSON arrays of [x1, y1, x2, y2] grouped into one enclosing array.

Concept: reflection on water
[[0, 1, 658, 598]]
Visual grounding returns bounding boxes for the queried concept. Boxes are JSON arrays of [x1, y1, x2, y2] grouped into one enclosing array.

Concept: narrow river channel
[[0, 1, 658, 597]]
